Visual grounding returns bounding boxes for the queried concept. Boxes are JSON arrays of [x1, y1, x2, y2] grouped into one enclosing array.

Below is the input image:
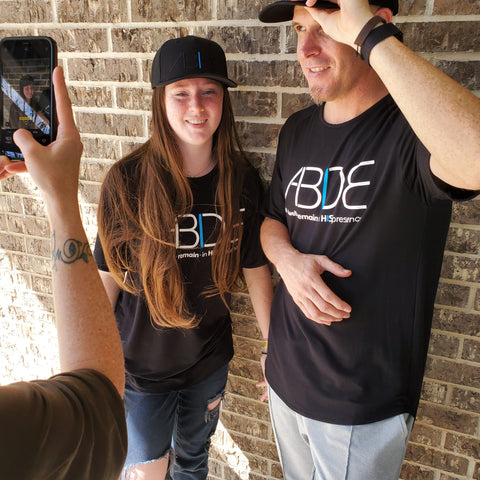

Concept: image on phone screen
[[0, 36, 57, 160]]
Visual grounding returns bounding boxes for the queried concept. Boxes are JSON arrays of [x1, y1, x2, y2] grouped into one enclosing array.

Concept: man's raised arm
[[306, 0, 480, 190]]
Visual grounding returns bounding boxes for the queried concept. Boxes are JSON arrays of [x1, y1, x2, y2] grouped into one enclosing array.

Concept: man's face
[[293, 6, 367, 105]]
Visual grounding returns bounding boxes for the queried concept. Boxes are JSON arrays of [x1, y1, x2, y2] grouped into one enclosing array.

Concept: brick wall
[[0, 1, 479, 479]]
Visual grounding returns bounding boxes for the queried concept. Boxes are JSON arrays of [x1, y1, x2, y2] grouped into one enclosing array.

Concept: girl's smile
[[165, 78, 224, 151]]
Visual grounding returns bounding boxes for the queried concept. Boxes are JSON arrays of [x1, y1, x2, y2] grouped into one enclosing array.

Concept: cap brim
[[154, 73, 237, 89], [259, 0, 339, 23]]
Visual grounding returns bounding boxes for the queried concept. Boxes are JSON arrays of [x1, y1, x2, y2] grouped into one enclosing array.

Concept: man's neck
[[323, 75, 389, 125]]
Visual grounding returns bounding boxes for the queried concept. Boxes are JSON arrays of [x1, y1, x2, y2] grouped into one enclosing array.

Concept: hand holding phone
[[0, 36, 57, 160], [1, 64, 83, 226]]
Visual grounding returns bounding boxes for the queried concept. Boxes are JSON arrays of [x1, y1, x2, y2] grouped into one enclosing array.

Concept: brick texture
[[0, 1, 479, 479]]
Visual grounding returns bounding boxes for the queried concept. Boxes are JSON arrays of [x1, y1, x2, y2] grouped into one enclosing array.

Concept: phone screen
[[0, 36, 57, 160]]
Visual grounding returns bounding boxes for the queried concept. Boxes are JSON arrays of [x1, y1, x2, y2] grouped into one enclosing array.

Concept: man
[[0, 67, 127, 479], [258, 0, 480, 478]]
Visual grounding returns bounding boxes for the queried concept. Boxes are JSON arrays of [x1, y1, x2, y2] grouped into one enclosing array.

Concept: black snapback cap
[[259, 0, 399, 23], [151, 35, 237, 89]]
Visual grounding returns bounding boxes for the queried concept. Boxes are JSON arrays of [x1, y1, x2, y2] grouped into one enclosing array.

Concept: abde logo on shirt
[[284, 161, 375, 223], [175, 208, 245, 254], [176, 212, 221, 249]]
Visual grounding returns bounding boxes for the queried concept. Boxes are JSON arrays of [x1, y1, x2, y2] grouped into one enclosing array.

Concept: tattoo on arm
[[51, 232, 93, 271]]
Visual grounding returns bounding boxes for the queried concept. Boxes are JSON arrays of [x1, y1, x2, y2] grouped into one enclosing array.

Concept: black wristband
[[361, 23, 403, 66], [354, 16, 386, 56]]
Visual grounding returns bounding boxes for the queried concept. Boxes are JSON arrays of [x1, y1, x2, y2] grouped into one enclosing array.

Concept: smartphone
[[0, 36, 57, 160]]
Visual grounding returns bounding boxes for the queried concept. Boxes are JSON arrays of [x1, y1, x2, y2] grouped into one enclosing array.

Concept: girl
[[9, 74, 50, 130], [94, 36, 272, 480]]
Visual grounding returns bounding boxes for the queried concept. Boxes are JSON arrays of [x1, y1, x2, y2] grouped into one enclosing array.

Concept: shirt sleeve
[[400, 113, 480, 203], [430, 173, 480, 201], [0, 369, 127, 480], [261, 122, 291, 225], [93, 234, 109, 272], [240, 166, 268, 269], [262, 155, 288, 225], [419, 150, 480, 203]]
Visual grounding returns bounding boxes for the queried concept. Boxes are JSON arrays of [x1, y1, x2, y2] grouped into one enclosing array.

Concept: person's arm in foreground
[[304, 0, 480, 190], [243, 265, 274, 401], [260, 217, 352, 326], [0, 67, 124, 396]]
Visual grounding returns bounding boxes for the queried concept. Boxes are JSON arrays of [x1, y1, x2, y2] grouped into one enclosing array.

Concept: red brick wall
[[0, 1, 479, 478]]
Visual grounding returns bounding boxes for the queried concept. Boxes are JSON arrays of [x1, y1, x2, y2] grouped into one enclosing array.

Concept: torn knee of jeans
[[205, 391, 224, 422], [122, 450, 170, 479], [208, 396, 222, 411]]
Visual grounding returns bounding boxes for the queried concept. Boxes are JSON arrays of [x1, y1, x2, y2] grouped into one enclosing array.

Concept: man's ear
[[373, 6, 394, 24]]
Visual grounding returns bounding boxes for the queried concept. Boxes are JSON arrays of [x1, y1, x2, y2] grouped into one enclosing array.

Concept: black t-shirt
[[95, 162, 267, 393], [263, 95, 476, 425], [0, 369, 127, 480]]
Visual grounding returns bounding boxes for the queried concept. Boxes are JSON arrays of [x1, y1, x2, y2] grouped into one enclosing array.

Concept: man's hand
[[293, 0, 379, 48], [256, 353, 268, 402], [261, 218, 352, 326], [277, 250, 352, 325]]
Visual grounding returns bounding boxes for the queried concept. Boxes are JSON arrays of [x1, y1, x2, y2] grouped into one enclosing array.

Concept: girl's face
[[23, 84, 34, 101], [164, 77, 224, 151]]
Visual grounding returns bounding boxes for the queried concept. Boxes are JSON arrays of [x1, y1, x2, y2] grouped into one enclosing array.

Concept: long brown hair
[[98, 85, 248, 329]]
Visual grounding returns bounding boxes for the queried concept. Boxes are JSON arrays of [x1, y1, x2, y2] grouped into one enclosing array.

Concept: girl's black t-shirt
[[95, 163, 267, 393], [263, 95, 476, 425]]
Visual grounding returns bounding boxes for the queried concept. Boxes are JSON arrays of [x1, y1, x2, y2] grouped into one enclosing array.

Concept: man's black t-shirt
[[263, 95, 475, 425], [0, 369, 127, 480], [95, 162, 267, 393]]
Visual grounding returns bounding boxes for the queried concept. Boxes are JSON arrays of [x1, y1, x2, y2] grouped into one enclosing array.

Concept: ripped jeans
[[123, 364, 229, 480]]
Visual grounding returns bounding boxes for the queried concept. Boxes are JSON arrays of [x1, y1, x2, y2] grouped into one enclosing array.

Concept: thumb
[[317, 256, 352, 278], [13, 128, 43, 160]]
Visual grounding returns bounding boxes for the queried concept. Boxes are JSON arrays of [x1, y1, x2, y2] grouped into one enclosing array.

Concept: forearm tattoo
[[51, 231, 93, 271]]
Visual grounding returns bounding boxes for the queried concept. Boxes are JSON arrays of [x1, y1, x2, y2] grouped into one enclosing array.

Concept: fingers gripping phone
[[0, 36, 57, 160]]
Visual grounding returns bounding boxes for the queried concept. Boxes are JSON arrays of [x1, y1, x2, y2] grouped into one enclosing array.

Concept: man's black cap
[[259, 0, 399, 23], [151, 35, 237, 89]]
